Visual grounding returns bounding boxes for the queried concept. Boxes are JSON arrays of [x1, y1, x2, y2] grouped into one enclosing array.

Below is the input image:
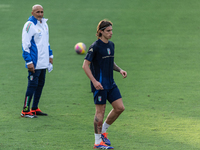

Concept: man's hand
[[93, 80, 104, 90], [49, 58, 53, 64], [120, 70, 127, 78], [27, 63, 35, 73]]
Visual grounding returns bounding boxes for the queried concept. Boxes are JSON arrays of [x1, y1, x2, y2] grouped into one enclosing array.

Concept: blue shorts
[[93, 85, 122, 104]]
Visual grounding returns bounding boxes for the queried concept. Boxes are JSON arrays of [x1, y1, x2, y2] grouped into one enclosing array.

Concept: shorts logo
[[98, 96, 102, 102], [107, 48, 111, 55], [30, 75, 33, 81]]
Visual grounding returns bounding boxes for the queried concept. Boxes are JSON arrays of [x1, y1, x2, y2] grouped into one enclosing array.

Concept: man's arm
[[113, 62, 127, 78], [82, 59, 104, 90], [113, 62, 122, 72], [22, 21, 35, 72]]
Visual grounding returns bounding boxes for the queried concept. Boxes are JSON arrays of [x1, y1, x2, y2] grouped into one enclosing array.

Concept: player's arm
[[22, 22, 35, 73], [47, 24, 53, 64], [113, 62, 127, 78], [82, 59, 104, 90]]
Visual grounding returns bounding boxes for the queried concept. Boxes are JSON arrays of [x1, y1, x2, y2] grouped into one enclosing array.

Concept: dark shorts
[[93, 85, 122, 104]]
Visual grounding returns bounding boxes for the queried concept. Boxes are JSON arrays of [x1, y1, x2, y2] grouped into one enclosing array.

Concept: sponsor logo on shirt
[[89, 48, 93, 52], [102, 55, 114, 59]]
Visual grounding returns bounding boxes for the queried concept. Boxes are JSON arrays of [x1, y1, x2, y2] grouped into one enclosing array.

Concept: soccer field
[[1, 0, 200, 149]]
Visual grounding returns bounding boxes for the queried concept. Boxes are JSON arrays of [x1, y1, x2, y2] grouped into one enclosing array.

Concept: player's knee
[[96, 105, 106, 116], [120, 106, 125, 112], [28, 82, 38, 90], [96, 110, 105, 116], [116, 105, 125, 114]]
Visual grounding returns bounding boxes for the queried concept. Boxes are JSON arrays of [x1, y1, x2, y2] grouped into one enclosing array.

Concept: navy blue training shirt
[[85, 39, 116, 92]]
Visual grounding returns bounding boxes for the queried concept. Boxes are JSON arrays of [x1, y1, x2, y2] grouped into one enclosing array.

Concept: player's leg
[[21, 70, 40, 118], [101, 86, 124, 145], [105, 98, 125, 125], [93, 90, 114, 149], [94, 104, 114, 149], [94, 105, 105, 146], [31, 69, 48, 116], [94, 104, 106, 139], [32, 69, 46, 109], [94, 104, 106, 134], [103, 86, 124, 128], [93, 90, 106, 144], [23, 71, 39, 111]]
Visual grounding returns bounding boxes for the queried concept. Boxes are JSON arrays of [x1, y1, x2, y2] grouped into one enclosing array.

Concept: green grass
[[1, 0, 200, 149]]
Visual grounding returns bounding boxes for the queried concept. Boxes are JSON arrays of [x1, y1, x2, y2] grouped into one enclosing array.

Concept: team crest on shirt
[[98, 96, 102, 102], [107, 48, 111, 55]]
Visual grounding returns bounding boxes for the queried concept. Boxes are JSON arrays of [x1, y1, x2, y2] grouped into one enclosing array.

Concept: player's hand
[[120, 70, 127, 78], [28, 63, 35, 73], [49, 58, 53, 64], [93, 81, 104, 90]]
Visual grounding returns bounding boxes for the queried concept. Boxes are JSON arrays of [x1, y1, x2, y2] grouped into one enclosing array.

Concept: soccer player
[[21, 4, 53, 118], [82, 20, 127, 149]]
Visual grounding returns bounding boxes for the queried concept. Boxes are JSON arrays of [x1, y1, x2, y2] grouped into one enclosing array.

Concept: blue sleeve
[[85, 43, 97, 62], [49, 45, 53, 56], [22, 47, 33, 63]]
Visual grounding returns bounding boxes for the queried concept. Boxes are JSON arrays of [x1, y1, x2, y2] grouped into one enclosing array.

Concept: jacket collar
[[28, 16, 48, 25]]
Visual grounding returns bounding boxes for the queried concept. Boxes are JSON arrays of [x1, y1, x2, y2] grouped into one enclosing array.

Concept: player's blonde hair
[[96, 19, 113, 39]]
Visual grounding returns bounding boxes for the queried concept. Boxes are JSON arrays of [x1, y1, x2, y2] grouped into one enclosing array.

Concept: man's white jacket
[[22, 16, 53, 69]]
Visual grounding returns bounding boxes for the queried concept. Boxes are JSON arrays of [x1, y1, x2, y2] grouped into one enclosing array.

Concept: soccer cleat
[[101, 133, 111, 146], [30, 108, 48, 116], [21, 111, 38, 118], [93, 141, 114, 149]]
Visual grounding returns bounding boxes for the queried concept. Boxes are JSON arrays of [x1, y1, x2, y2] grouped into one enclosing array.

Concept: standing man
[[21, 4, 53, 118], [82, 20, 127, 149]]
